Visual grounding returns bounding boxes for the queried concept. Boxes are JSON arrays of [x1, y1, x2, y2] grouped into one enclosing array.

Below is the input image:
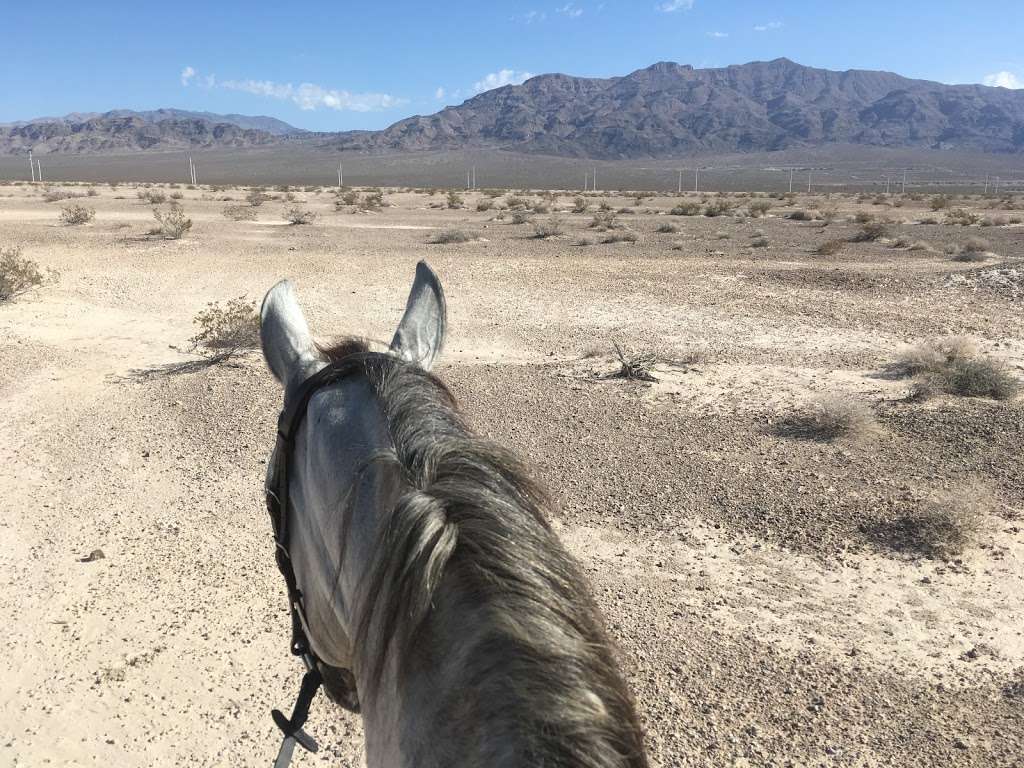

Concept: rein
[[264, 351, 393, 767]]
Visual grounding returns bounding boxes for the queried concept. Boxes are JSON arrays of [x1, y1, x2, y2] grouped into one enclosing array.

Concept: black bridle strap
[[265, 352, 394, 765]]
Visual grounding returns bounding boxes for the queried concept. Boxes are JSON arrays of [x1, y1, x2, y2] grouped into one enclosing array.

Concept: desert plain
[[1, 179, 1023, 767]]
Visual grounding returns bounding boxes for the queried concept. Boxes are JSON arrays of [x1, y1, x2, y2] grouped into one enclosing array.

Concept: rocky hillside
[[321, 59, 1024, 158]]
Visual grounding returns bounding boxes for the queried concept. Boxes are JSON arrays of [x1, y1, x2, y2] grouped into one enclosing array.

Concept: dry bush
[[150, 207, 192, 239], [748, 200, 772, 217], [816, 238, 844, 255], [0, 246, 49, 302], [246, 189, 268, 207], [775, 396, 877, 441], [872, 487, 992, 559], [430, 229, 474, 244], [605, 342, 660, 382], [223, 205, 257, 221], [532, 215, 564, 239], [854, 211, 875, 224], [138, 189, 167, 205], [897, 336, 978, 376], [362, 190, 386, 210], [946, 208, 980, 226], [951, 236, 993, 262], [189, 296, 259, 359], [703, 200, 734, 217], [670, 201, 702, 216], [751, 236, 769, 248], [505, 195, 529, 210], [602, 230, 638, 244], [533, 203, 551, 214], [476, 199, 493, 212], [897, 337, 1019, 401], [170, 191, 184, 200], [787, 209, 819, 221], [510, 211, 532, 225], [929, 195, 951, 211], [655, 222, 678, 233], [446, 190, 464, 209], [852, 221, 890, 241], [589, 211, 620, 231], [285, 207, 317, 225], [572, 196, 588, 213], [908, 240, 933, 251], [338, 190, 360, 207], [572, 236, 595, 247], [59, 204, 95, 225], [42, 188, 83, 203]]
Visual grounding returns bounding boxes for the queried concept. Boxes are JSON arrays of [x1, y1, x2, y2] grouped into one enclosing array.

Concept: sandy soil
[[1, 181, 1023, 767]]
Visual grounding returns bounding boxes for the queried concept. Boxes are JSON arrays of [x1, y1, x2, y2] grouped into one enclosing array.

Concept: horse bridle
[[264, 351, 393, 767]]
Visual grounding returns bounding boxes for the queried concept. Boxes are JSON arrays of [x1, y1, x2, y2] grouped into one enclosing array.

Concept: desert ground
[[1, 179, 1023, 767]]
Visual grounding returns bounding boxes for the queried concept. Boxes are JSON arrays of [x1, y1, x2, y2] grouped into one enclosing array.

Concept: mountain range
[[3, 59, 1023, 158]]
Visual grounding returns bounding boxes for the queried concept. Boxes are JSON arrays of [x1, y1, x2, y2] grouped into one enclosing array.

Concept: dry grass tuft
[[285, 207, 317, 225], [655, 222, 679, 233], [189, 296, 260, 361], [815, 238, 844, 256], [150, 206, 192, 239], [430, 228, 475, 244], [870, 487, 993, 559], [606, 341, 660, 382], [775, 396, 877, 441], [59, 204, 95, 225], [532, 215, 565, 239], [222, 205, 257, 221], [0, 246, 51, 302], [896, 337, 1020, 401]]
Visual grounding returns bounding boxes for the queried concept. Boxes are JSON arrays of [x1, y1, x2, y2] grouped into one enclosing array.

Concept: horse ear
[[260, 279, 320, 386], [390, 261, 446, 370]]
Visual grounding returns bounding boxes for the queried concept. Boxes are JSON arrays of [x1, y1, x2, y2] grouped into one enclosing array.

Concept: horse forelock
[[314, 336, 647, 767]]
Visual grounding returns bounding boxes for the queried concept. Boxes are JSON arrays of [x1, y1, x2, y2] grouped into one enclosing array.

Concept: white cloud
[[707, 31, 728, 38], [472, 69, 534, 94], [983, 71, 1023, 89], [179, 68, 404, 112], [557, 3, 583, 17], [435, 86, 446, 100], [657, 0, 694, 12], [753, 21, 783, 32], [523, 10, 547, 23]]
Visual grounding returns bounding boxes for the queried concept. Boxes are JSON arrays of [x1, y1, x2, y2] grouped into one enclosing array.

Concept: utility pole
[[593, 167, 597, 191], [584, 171, 588, 191], [338, 162, 343, 188], [807, 170, 812, 194], [677, 169, 683, 194], [29, 150, 34, 182], [984, 174, 990, 194], [994, 176, 1000, 194], [36, 159, 42, 182], [472, 166, 476, 190], [695, 167, 699, 193], [885, 176, 890, 195], [788, 168, 794, 194], [902, 170, 907, 194]]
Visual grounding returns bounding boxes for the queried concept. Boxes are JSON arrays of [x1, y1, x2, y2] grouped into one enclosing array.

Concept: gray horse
[[260, 261, 648, 767]]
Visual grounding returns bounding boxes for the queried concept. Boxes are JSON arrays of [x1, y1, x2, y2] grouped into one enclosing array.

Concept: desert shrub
[[430, 229, 474, 244], [505, 195, 529, 210], [670, 201, 702, 216], [852, 221, 890, 241], [820, 208, 839, 225], [362, 189, 386, 210], [59, 204, 95, 225], [963, 237, 990, 253], [337, 190, 360, 207], [533, 203, 550, 214], [605, 342, 660, 382], [598, 201, 612, 212], [589, 211, 620, 231], [787, 209, 819, 221], [853, 211, 875, 224], [86, 188, 99, 197], [655, 222, 678, 233], [476, 199, 493, 212], [951, 245, 989, 263], [572, 197, 588, 213], [447, 191, 464, 209], [189, 296, 259, 358], [897, 337, 977, 376], [873, 488, 991, 559], [715, 231, 730, 240], [815, 238, 844, 256], [748, 200, 772, 218], [246, 189, 268, 207], [572, 236, 595, 247], [775, 396, 876, 441], [946, 208, 980, 226], [510, 211, 532, 225], [151, 207, 192, 239], [170, 191, 184, 200], [602, 230, 638, 244], [0, 246, 48, 301], [223, 205, 257, 221], [42, 188, 82, 203], [138, 189, 167, 205], [703, 200, 734, 217], [532, 215, 564, 239], [929, 195, 951, 211], [751, 236, 770, 248], [285, 207, 317, 225], [912, 358, 1021, 401]]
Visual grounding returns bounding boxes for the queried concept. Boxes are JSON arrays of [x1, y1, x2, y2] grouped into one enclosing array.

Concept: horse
[[259, 260, 648, 767]]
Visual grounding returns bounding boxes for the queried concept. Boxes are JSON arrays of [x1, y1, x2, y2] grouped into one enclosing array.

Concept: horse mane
[[317, 338, 648, 767]]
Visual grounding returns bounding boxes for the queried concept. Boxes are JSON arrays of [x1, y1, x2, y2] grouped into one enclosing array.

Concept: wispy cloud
[[753, 21, 783, 32], [557, 3, 583, 17], [657, 0, 694, 12], [472, 69, 534, 94], [707, 31, 728, 38], [180, 67, 404, 112], [435, 86, 446, 100], [522, 10, 547, 23], [983, 71, 1023, 89]]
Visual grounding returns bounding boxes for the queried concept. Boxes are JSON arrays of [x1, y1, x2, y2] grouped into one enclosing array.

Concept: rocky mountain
[[321, 59, 1024, 158], [0, 110, 299, 154], [3, 60, 1023, 158]]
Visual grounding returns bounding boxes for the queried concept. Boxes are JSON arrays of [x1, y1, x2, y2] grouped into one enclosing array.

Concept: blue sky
[[2, 1, 1022, 131]]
